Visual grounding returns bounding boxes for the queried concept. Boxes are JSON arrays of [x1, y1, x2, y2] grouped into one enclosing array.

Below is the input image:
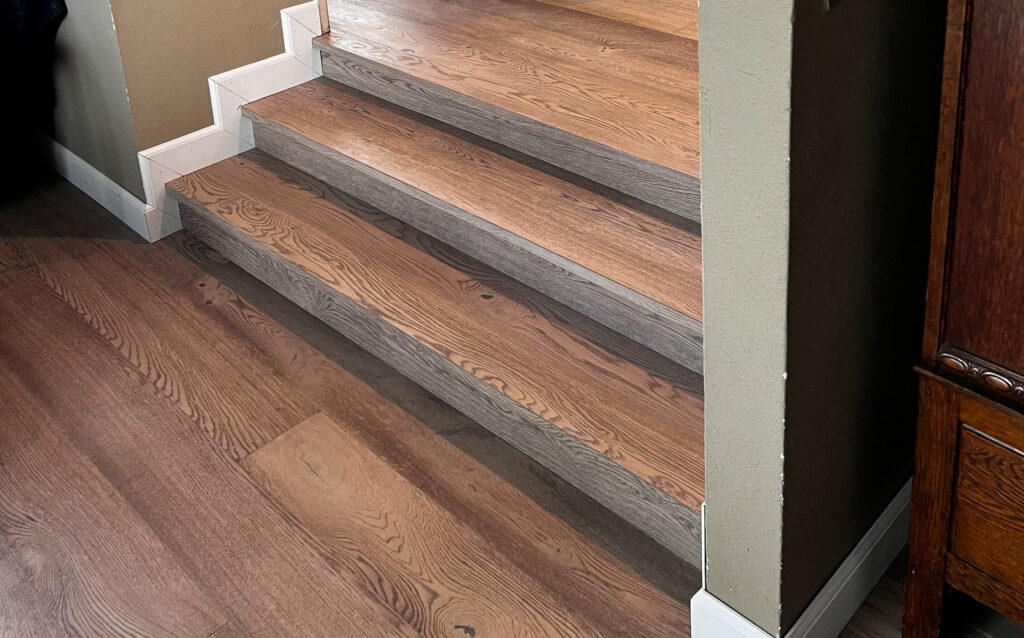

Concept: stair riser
[[315, 45, 701, 222], [176, 201, 702, 566], [248, 115, 704, 374]]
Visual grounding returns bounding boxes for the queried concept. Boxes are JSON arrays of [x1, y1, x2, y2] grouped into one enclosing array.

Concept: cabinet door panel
[[944, 0, 1024, 374]]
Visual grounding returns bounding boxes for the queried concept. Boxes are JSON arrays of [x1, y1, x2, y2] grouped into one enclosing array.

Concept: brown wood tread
[[313, 0, 700, 218], [166, 150, 704, 564], [243, 78, 703, 372]]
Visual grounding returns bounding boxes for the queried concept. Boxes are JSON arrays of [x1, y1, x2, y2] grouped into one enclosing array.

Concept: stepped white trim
[[136, 1, 322, 241], [692, 478, 912, 638]]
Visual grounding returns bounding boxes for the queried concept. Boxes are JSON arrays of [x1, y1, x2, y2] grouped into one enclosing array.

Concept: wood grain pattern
[[0, 197, 310, 461], [943, 0, 1024, 375], [951, 430, 1024, 594], [184, 262, 698, 638], [1, 173, 697, 637], [317, 0, 329, 34], [244, 79, 704, 371], [960, 394, 1024, 454], [167, 151, 705, 564], [921, 0, 969, 363], [0, 263, 418, 638], [317, 0, 700, 217], [537, 0, 697, 39], [904, 376, 961, 638], [947, 557, 1024, 628], [245, 413, 607, 637], [0, 347, 226, 637]]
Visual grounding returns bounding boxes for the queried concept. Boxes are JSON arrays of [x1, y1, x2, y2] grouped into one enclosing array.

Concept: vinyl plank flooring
[[245, 80, 703, 369], [168, 153, 705, 564], [318, 0, 699, 216], [0, 268, 418, 638], [245, 412, 608, 637], [168, 234, 697, 638], [0, 325, 226, 637], [322, 0, 698, 175], [0, 172, 698, 636], [0, 191, 310, 460]]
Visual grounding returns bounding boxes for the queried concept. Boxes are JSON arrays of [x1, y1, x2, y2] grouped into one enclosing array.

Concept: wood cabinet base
[[903, 373, 1024, 636]]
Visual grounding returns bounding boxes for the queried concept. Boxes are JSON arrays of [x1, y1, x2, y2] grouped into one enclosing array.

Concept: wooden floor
[[0, 172, 700, 636]]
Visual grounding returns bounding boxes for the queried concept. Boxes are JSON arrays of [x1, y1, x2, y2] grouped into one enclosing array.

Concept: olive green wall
[[700, 1, 793, 632], [53, 0, 145, 199]]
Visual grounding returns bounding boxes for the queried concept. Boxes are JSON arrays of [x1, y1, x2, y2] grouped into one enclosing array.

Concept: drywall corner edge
[[136, 1, 321, 241]]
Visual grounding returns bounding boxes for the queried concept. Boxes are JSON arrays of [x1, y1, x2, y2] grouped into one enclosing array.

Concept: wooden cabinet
[[904, 0, 1024, 634]]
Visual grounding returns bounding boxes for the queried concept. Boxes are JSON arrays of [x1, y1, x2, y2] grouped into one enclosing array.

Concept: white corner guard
[[135, 0, 323, 241], [692, 478, 912, 638]]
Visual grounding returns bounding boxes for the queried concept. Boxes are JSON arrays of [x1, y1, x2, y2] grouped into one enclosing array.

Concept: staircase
[[168, 0, 704, 565]]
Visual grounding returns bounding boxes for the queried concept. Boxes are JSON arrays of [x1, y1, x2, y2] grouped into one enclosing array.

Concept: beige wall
[[109, 0, 297, 151], [53, 0, 145, 198]]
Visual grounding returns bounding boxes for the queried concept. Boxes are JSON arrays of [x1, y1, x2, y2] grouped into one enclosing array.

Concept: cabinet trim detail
[[938, 347, 1024, 401]]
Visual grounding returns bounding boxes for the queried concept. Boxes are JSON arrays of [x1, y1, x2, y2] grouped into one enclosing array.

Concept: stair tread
[[244, 79, 703, 323], [318, 0, 699, 179], [167, 151, 704, 512]]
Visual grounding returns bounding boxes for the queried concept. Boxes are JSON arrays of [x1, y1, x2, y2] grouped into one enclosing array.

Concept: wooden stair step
[[244, 79, 703, 372], [167, 150, 704, 564], [314, 0, 700, 219]]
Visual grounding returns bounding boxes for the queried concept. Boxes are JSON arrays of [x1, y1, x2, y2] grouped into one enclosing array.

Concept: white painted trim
[[40, 136, 181, 242], [691, 479, 912, 638], [136, 1, 321, 240], [783, 478, 912, 638], [692, 590, 775, 638]]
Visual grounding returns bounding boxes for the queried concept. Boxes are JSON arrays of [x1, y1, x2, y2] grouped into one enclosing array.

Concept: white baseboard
[[691, 478, 912, 638], [41, 137, 181, 242], [692, 589, 775, 638], [136, 0, 322, 240]]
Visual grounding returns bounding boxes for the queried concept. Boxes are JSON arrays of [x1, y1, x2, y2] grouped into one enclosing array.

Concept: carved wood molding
[[938, 347, 1024, 401]]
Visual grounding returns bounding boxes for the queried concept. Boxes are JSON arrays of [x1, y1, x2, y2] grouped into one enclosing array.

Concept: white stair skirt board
[[691, 478, 913, 638], [136, 1, 323, 241]]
